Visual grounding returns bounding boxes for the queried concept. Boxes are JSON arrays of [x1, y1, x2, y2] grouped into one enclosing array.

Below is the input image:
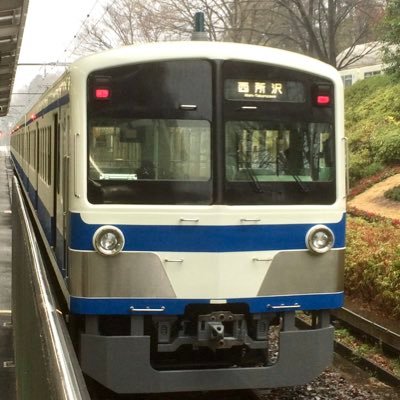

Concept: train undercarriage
[[78, 306, 333, 393]]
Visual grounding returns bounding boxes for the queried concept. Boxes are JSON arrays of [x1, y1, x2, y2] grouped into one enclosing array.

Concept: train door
[[54, 110, 70, 277], [62, 114, 70, 277], [34, 122, 39, 209], [53, 113, 65, 273]]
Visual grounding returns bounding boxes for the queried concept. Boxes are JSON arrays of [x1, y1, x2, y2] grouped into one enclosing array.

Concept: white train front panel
[[68, 206, 345, 314]]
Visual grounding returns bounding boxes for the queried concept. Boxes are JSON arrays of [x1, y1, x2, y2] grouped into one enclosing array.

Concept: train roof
[[70, 41, 341, 82], [12, 41, 342, 131]]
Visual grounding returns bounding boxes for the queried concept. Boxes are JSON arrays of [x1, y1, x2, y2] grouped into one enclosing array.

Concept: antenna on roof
[[191, 12, 208, 41]]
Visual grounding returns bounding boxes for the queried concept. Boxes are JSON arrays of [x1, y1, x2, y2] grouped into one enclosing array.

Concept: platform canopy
[[0, 0, 29, 117]]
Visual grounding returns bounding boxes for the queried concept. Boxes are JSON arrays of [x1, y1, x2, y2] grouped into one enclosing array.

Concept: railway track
[[331, 307, 400, 355], [331, 307, 400, 388]]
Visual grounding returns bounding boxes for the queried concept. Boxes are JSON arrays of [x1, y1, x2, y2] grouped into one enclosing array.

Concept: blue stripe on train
[[23, 94, 70, 128], [70, 212, 346, 253], [70, 292, 344, 315], [11, 154, 55, 246]]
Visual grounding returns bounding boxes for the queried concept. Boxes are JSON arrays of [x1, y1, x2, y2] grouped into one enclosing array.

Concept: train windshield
[[87, 60, 213, 204], [224, 121, 334, 204], [87, 59, 336, 205], [89, 120, 210, 182], [222, 61, 336, 205]]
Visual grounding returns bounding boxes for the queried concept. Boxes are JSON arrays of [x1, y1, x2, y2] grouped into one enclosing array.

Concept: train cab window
[[88, 120, 211, 204], [225, 121, 334, 183], [222, 61, 336, 205], [89, 120, 210, 182], [225, 121, 335, 204], [224, 121, 335, 205], [87, 60, 212, 205]]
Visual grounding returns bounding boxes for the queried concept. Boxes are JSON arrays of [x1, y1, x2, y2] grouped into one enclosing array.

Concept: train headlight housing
[[93, 226, 125, 256], [306, 225, 334, 254]]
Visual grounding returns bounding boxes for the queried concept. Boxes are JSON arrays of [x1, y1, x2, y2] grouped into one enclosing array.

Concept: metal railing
[[12, 176, 90, 399]]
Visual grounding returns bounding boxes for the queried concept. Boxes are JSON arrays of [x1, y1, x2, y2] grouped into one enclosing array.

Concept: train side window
[[48, 126, 52, 185], [40, 128, 44, 179], [39, 128, 43, 179], [30, 130, 32, 168], [44, 128, 46, 182], [30, 130, 35, 168], [27, 129, 30, 165], [42, 128, 45, 180], [31, 130, 34, 169], [56, 119, 60, 194], [43, 128, 45, 181], [43, 128, 46, 182], [44, 127, 47, 183], [35, 123, 39, 171]]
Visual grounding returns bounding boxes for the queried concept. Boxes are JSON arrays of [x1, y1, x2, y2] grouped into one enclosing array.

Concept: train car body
[[10, 41, 346, 393]]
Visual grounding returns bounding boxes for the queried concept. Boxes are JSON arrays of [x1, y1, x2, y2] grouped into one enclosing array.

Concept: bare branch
[[72, 0, 385, 69]]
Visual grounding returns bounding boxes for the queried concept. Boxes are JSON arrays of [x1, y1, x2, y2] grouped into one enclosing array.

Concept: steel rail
[[331, 307, 400, 354], [331, 307, 400, 387], [333, 340, 400, 388], [296, 312, 400, 388]]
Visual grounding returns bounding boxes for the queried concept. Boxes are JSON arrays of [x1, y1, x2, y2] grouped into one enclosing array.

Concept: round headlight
[[93, 226, 125, 256], [306, 225, 334, 254]]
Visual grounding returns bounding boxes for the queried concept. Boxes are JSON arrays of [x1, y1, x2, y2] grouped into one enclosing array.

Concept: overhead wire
[[64, 0, 118, 60], [61, 0, 103, 59], [13, 0, 108, 121]]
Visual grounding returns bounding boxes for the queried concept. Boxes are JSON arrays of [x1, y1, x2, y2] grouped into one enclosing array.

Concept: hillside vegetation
[[345, 75, 400, 319], [345, 75, 400, 184], [346, 217, 400, 318]]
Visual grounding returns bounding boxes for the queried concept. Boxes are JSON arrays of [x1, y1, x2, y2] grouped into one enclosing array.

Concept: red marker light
[[317, 95, 330, 105], [95, 88, 111, 100], [313, 83, 332, 107]]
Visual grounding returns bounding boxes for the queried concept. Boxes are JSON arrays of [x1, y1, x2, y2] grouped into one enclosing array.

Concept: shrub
[[362, 162, 385, 178], [384, 185, 400, 202], [345, 217, 400, 319], [349, 148, 374, 184], [345, 75, 400, 184], [372, 126, 400, 164]]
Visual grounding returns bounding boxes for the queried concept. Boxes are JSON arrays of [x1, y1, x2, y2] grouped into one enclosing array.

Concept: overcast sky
[[14, 0, 107, 90], [0, 0, 111, 131]]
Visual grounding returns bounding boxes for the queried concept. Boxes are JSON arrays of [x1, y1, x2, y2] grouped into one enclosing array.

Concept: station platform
[[0, 147, 16, 399]]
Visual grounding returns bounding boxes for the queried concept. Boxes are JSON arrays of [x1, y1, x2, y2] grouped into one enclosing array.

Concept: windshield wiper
[[244, 165, 264, 193], [291, 174, 310, 193]]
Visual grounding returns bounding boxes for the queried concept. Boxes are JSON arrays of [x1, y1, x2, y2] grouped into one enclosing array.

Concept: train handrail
[[12, 176, 90, 400]]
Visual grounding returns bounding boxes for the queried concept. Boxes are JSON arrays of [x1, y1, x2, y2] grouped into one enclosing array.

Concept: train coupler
[[157, 311, 271, 352], [197, 311, 246, 350]]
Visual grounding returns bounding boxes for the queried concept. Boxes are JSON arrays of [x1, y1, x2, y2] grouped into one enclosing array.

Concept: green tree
[[380, 0, 400, 77]]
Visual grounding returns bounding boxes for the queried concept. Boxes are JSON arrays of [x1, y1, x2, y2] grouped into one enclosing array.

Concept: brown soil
[[348, 174, 400, 220]]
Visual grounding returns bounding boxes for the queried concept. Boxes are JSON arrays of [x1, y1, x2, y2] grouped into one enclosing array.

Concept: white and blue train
[[10, 41, 346, 394]]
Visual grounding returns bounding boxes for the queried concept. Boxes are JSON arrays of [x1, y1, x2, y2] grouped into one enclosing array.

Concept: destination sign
[[225, 79, 305, 102]]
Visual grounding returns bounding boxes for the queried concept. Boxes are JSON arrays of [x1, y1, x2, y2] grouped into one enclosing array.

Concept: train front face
[[68, 44, 345, 393]]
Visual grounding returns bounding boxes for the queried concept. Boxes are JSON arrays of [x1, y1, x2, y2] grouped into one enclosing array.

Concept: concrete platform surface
[[0, 147, 16, 399]]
